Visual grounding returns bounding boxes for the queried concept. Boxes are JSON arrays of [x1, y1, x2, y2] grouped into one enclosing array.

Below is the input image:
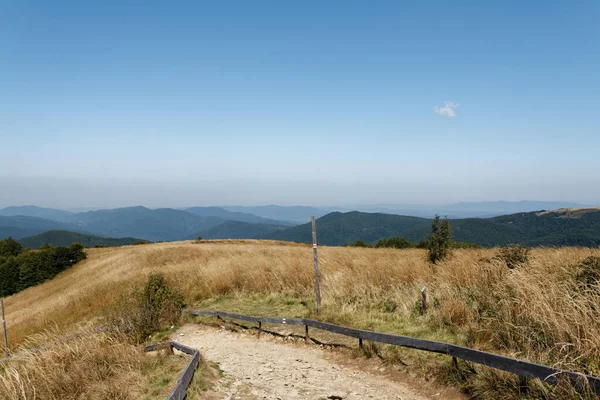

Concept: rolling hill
[[65, 206, 226, 241], [262, 211, 429, 246], [185, 206, 294, 226], [189, 221, 289, 240], [0, 205, 75, 222], [17, 230, 146, 249], [3, 205, 600, 247], [263, 208, 600, 247], [0, 216, 72, 239], [222, 205, 327, 224]]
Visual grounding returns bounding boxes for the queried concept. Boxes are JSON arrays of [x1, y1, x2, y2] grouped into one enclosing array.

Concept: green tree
[[0, 237, 22, 258], [0, 257, 20, 296], [427, 215, 452, 263]]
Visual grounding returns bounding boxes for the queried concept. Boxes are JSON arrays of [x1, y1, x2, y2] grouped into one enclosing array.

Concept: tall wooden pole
[[1, 299, 7, 354], [311, 216, 322, 314]]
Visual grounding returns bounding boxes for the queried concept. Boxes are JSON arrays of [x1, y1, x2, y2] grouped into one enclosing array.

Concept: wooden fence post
[[420, 286, 427, 315], [305, 324, 310, 343], [258, 322, 262, 338], [311, 216, 322, 314], [1, 299, 7, 354]]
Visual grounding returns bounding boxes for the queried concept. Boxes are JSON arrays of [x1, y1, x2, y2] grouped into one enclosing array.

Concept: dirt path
[[173, 324, 462, 400]]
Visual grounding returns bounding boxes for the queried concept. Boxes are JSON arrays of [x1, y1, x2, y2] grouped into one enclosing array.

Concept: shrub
[[347, 240, 372, 248], [375, 237, 414, 249], [575, 256, 600, 288], [427, 215, 452, 264], [111, 273, 185, 343], [498, 245, 529, 269], [197, 236, 203, 241], [452, 241, 482, 249], [416, 239, 429, 249]]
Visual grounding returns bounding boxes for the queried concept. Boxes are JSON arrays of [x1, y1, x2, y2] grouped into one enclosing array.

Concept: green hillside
[[65, 206, 225, 241], [18, 230, 146, 249], [264, 208, 600, 247], [263, 211, 430, 246], [189, 221, 288, 240]]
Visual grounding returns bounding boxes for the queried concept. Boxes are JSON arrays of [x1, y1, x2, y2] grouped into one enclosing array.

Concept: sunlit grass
[[3, 240, 600, 398]]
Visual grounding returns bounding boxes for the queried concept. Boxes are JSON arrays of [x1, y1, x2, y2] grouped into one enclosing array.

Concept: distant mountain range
[[187, 221, 289, 240], [185, 207, 295, 226], [221, 205, 326, 224], [18, 230, 144, 249], [0, 205, 293, 242], [330, 201, 592, 219], [264, 208, 600, 247], [1, 203, 599, 247]]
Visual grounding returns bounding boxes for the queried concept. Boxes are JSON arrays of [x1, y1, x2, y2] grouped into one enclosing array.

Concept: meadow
[[2, 240, 600, 399]]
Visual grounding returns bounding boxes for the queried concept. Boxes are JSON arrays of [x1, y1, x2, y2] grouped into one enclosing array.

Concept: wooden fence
[[144, 341, 200, 400], [185, 309, 600, 395]]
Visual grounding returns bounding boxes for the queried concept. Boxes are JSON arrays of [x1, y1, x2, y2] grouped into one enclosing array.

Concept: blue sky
[[1, 1, 599, 208]]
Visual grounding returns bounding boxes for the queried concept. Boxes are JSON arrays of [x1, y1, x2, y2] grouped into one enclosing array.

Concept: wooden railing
[[185, 309, 600, 394], [144, 341, 200, 400]]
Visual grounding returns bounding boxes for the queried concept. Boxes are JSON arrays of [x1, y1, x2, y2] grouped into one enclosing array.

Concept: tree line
[[0, 237, 86, 297]]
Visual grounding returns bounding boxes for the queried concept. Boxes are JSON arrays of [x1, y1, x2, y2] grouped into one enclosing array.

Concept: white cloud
[[434, 101, 459, 118]]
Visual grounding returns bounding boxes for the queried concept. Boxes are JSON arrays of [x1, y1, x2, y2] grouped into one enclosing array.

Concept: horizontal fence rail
[[185, 309, 600, 394], [144, 341, 200, 400]]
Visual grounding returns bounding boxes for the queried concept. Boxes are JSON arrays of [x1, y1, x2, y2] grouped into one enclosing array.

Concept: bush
[[498, 245, 529, 269], [575, 256, 600, 288], [375, 237, 414, 249], [197, 236, 203, 241], [346, 240, 372, 248], [111, 273, 185, 343], [427, 215, 452, 264], [452, 241, 482, 249], [416, 239, 429, 249]]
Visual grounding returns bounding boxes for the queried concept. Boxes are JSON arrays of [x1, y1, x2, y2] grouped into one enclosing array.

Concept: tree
[[0, 237, 22, 258], [427, 215, 452, 263]]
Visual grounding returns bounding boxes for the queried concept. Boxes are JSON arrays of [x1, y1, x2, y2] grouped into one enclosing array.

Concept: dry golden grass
[[3, 240, 600, 398], [0, 330, 190, 400]]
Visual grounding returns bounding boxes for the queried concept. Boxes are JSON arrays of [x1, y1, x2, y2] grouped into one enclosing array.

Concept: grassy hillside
[[189, 221, 289, 240], [265, 208, 600, 247], [18, 230, 146, 248], [5, 241, 600, 398]]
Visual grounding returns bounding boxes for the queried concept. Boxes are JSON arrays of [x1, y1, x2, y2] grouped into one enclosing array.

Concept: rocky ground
[[173, 324, 465, 400]]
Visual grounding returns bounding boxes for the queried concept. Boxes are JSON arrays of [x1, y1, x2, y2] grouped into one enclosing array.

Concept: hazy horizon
[[2, 2, 598, 208]]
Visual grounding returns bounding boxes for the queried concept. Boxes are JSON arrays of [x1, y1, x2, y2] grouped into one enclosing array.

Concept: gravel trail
[[173, 324, 459, 400]]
